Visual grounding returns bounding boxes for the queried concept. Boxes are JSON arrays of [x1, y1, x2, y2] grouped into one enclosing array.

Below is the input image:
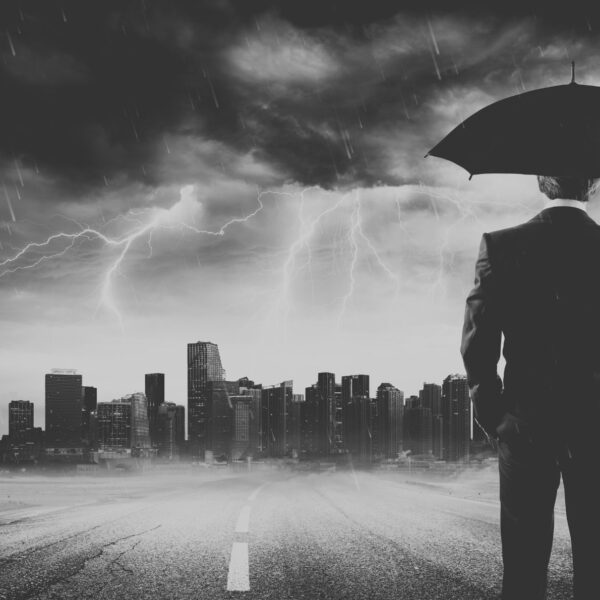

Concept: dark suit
[[461, 206, 600, 600]]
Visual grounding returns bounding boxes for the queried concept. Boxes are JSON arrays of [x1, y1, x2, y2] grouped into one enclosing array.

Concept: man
[[461, 175, 600, 600]]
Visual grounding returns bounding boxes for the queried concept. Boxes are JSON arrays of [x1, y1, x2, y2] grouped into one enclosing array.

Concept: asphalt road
[[0, 468, 574, 600]]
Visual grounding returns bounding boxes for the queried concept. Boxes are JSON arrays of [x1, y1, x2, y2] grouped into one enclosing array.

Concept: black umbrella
[[426, 64, 600, 178]]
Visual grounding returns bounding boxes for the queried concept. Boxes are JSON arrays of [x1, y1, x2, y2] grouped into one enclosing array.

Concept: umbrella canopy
[[427, 69, 600, 178]]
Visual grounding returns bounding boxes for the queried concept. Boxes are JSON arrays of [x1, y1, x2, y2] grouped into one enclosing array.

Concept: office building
[[45, 369, 83, 448], [97, 400, 131, 450], [341, 374, 372, 462], [376, 383, 404, 459], [206, 380, 239, 460], [187, 341, 225, 459], [81, 386, 97, 448], [97, 393, 151, 453], [442, 374, 471, 462], [145, 373, 165, 447], [260, 381, 293, 458], [9, 400, 34, 439], [156, 402, 178, 459]]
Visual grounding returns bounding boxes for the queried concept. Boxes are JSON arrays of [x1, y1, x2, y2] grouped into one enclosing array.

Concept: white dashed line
[[235, 505, 251, 533], [226, 482, 268, 592], [227, 542, 250, 591]]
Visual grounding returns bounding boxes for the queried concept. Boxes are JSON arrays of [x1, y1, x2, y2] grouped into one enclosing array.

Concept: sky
[[3, 2, 600, 433]]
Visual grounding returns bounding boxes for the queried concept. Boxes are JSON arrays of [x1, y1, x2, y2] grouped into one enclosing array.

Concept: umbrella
[[426, 63, 600, 178]]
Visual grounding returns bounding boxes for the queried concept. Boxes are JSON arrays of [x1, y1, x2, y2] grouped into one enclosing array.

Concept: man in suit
[[461, 175, 600, 600]]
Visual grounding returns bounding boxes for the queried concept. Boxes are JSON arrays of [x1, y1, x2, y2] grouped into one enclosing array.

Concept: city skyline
[[2, 346, 474, 464], [0, 342, 467, 436]]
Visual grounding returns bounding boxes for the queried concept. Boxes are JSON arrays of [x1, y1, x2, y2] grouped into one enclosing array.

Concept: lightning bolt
[[0, 185, 265, 328]]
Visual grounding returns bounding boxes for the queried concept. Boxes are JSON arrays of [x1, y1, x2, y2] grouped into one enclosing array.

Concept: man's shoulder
[[485, 219, 542, 248]]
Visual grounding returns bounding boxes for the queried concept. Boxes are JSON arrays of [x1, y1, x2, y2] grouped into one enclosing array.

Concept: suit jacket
[[461, 206, 600, 446]]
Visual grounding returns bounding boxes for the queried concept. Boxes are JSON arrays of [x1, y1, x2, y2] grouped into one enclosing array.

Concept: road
[[0, 467, 573, 600]]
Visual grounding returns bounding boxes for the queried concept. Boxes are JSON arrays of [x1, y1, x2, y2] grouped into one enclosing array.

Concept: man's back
[[463, 205, 600, 446], [489, 206, 600, 442]]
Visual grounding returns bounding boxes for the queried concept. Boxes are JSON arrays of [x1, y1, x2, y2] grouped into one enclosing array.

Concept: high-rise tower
[[45, 369, 83, 449], [187, 341, 225, 459]]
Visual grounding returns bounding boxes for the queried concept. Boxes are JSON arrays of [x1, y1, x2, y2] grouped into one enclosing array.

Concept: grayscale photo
[[1, 2, 599, 599]]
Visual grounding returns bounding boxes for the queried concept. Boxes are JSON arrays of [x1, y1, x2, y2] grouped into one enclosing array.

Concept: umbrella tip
[[468, 174, 473, 181], [424, 152, 430, 158], [571, 61, 576, 84]]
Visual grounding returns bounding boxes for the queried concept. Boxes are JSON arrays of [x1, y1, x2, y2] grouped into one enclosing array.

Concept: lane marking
[[227, 542, 250, 591], [235, 505, 251, 533], [247, 482, 268, 502]]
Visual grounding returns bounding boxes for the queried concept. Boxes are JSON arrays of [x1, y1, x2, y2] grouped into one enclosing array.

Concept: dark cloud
[[1, 1, 600, 191]]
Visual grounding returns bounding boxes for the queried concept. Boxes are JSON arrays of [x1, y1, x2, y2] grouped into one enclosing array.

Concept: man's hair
[[537, 175, 598, 202]]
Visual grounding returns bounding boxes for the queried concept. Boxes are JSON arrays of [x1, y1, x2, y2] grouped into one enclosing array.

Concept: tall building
[[341, 374, 372, 462], [175, 405, 185, 450], [9, 400, 33, 439], [97, 400, 131, 450], [418, 382, 442, 458], [230, 391, 261, 460], [156, 402, 178, 459], [97, 393, 151, 453], [419, 383, 442, 414], [81, 386, 97, 448], [341, 374, 370, 402], [260, 381, 293, 458], [301, 384, 319, 457], [334, 382, 343, 452], [145, 373, 165, 447], [45, 369, 83, 448], [206, 380, 239, 460], [290, 394, 304, 458], [187, 341, 225, 459], [375, 383, 404, 459], [316, 372, 336, 456], [126, 392, 151, 451], [442, 374, 471, 462]]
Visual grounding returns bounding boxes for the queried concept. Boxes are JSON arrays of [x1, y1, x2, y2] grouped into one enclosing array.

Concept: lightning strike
[[0, 187, 265, 327]]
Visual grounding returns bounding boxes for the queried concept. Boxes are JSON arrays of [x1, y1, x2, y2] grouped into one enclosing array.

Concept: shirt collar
[[544, 198, 588, 212]]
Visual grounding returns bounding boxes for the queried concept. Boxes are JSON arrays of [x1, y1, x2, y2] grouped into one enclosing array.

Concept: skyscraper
[[301, 384, 319, 457], [156, 402, 177, 459], [207, 380, 239, 460], [97, 400, 131, 450], [260, 381, 293, 458], [341, 374, 372, 462], [442, 374, 471, 462], [145, 373, 165, 447], [174, 405, 185, 450], [45, 369, 83, 448], [419, 382, 443, 458], [341, 374, 370, 402], [97, 393, 151, 453], [316, 372, 336, 456], [9, 400, 33, 439], [81, 386, 97, 448], [187, 341, 225, 459], [375, 383, 404, 459]]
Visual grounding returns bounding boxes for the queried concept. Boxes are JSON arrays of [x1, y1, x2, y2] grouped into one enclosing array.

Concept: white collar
[[544, 198, 588, 212]]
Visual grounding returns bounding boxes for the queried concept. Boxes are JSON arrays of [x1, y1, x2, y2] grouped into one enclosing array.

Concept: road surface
[[0, 467, 573, 599]]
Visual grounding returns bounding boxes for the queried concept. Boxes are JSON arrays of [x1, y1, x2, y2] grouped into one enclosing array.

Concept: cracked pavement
[[0, 468, 574, 600]]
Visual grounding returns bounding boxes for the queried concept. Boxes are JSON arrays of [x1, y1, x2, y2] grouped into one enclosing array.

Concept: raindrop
[[6, 31, 16, 57], [427, 19, 440, 55], [14, 160, 24, 187]]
